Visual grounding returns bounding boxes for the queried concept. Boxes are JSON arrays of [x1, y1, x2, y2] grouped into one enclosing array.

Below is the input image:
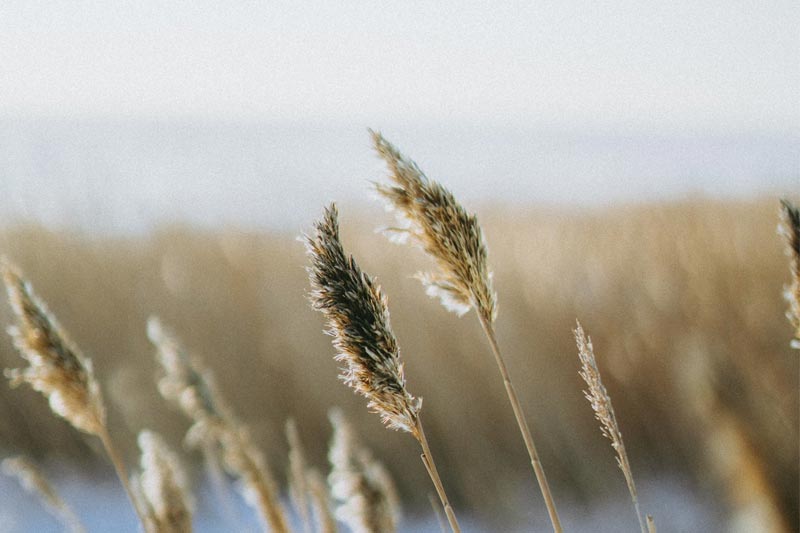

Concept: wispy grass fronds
[[779, 199, 800, 349], [574, 321, 647, 533], [371, 130, 496, 324], [2, 261, 105, 436], [305, 205, 460, 532], [371, 133, 561, 532], [286, 418, 311, 533], [2, 456, 86, 533], [328, 409, 399, 533], [307, 468, 338, 533], [147, 317, 289, 533], [133, 430, 193, 533], [147, 317, 232, 439], [1, 260, 146, 527]]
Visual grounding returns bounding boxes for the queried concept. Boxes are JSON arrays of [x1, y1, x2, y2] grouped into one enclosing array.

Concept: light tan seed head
[[1, 260, 106, 436], [328, 408, 400, 533], [305, 204, 421, 434], [2, 455, 86, 533], [779, 199, 800, 349], [134, 430, 193, 533], [575, 321, 646, 533], [147, 316, 231, 445], [574, 322, 626, 459], [147, 318, 289, 533], [371, 130, 497, 324]]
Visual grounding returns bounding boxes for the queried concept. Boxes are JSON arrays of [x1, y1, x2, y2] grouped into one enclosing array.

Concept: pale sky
[[1, 1, 798, 133]]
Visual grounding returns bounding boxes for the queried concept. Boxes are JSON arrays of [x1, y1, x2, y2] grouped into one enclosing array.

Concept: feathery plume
[[147, 317, 231, 443], [328, 409, 399, 533], [147, 317, 289, 533], [133, 430, 194, 533], [370, 133, 561, 531], [286, 418, 312, 533], [2, 261, 105, 435], [2, 456, 86, 533], [575, 321, 647, 533], [779, 199, 800, 349], [305, 204, 421, 434], [371, 130, 497, 324], [305, 205, 460, 532], [307, 468, 338, 533], [2, 260, 147, 527]]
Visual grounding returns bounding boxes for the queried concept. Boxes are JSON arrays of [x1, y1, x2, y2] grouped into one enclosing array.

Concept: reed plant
[[371, 131, 562, 532], [132, 430, 194, 533], [1, 260, 148, 527], [574, 321, 649, 533], [305, 204, 461, 532], [779, 199, 799, 349], [147, 317, 290, 533]]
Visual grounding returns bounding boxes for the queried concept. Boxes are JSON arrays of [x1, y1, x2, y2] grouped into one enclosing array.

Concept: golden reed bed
[[0, 141, 796, 531]]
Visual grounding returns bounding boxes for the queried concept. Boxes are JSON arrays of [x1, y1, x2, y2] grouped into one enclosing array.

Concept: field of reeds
[[0, 161, 796, 531]]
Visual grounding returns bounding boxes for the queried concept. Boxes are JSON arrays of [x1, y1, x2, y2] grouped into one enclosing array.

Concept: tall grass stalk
[[371, 131, 562, 532], [147, 317, 289, 533], [574, 321, 647, 533], [305, 204, 461, 533], [1, 260, 148, 528]]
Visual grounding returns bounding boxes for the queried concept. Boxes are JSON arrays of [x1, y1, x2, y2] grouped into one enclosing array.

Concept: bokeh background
[[0, 2, 797, 532]]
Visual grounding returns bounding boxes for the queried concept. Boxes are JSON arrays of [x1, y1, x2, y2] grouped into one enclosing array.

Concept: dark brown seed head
[[305, 204, 421, 434]]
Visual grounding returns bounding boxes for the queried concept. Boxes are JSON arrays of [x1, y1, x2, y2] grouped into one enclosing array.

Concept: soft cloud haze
[[0, 2, 796, 232], [1, 1, 797, 131]]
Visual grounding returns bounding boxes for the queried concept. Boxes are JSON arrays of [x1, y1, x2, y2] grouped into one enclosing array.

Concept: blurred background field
[[0, 197, 796, 531], [1, 1, 798, 531]]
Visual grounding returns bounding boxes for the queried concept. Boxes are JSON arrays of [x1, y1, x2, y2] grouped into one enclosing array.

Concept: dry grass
[[328, 408, 400, 533], [0, 197, 796, 531], [306, 204, 460, 531], [132, 430, 194, 533], [148, 317, 290, 532], [1, 261, 147, 527], [574, 322, 646, 532], [373, 132, 562, 532]]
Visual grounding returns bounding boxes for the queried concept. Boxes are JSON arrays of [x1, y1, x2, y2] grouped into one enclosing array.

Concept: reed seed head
[[328, 408, 400, 533], [134, 430, 194, 533], [575, 322, 625, 458], [779, 199, 800, 349], [575, 321, 646, 533], [305, 204, 421, 434], [371, 130, 497, 324], [147, 316, 230, 443], [1, 260, 106, 436], [147, 318, 289, 533]]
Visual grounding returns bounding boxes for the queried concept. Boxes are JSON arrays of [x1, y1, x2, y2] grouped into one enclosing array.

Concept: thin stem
[[414, 417, 461, 533], [97, 426, 148, 528], [617, 443, 647, 533], [241, 452, 289, 533], [476, 313, 563, 533]]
